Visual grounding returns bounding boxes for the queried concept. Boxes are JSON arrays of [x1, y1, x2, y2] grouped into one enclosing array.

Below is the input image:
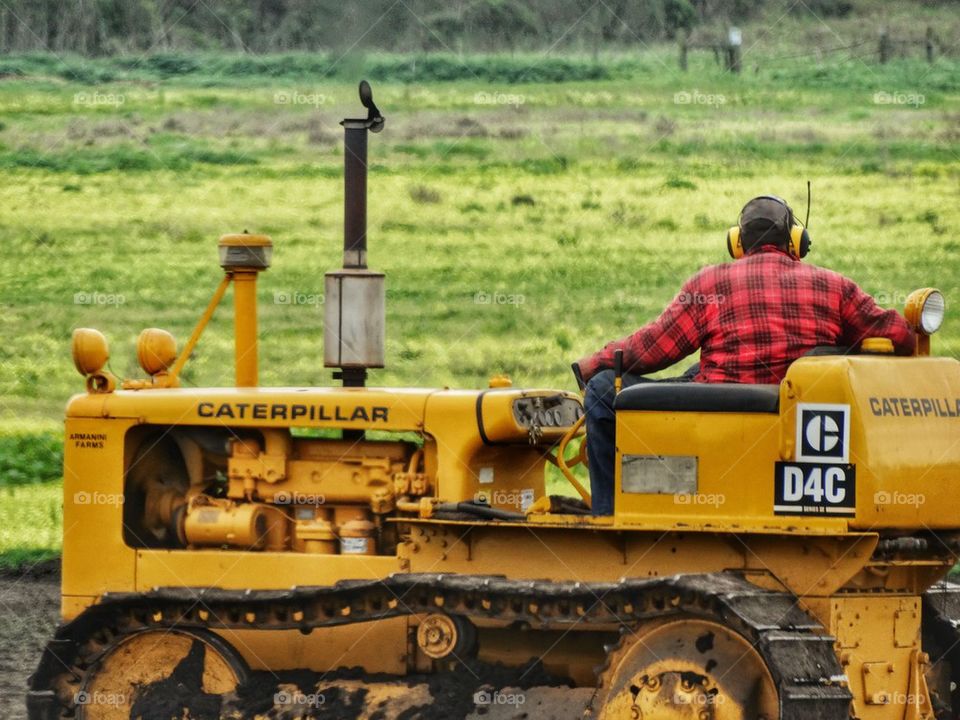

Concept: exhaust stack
[[324, 81, 386, 387]]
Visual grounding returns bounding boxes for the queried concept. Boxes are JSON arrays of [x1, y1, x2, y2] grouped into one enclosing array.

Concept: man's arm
[[575, 277, 706, 383], [839, 278, 916, 354]]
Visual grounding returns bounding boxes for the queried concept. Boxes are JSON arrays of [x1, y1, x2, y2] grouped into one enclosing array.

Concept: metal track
[[922, 581, 960, 719], [924, 581, 960, 636], [28, 572, 851, 719], [588, 575, 851, 720]]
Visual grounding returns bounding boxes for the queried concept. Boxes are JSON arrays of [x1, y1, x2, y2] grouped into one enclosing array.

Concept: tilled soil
[[0, 562, 592, 719], [0, 560, 61, 720]]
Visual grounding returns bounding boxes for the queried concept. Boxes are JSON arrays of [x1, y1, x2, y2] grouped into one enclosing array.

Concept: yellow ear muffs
[[728, 196, 812, 260], [728, 222, 811, 260], [726, 226, 743, 259], [788, 223, 812, 259]]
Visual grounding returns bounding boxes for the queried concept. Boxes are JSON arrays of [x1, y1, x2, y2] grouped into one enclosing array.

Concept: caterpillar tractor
[[27, 82, 960, 720]]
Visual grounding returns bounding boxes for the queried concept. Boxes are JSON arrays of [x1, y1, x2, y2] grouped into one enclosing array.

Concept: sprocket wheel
[[69, 628, 247, 719], [593, 617, 779, 720]]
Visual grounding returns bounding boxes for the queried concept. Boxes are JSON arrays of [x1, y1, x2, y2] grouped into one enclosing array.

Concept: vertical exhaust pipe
[[324, 81, 386, 388], [342, 121, 368, 269]]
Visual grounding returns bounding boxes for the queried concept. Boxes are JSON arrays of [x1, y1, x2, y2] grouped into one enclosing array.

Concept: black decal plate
[[774, 462, 856, 516]]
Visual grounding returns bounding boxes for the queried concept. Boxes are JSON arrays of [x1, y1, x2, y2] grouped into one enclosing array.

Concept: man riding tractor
[[574, 195, 916, 516]]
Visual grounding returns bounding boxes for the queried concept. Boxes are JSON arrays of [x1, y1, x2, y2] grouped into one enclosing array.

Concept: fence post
[[726, 26, 742, 74], [879, 29, 890, 64], [679, 32, 688, 71], [926, 26, 935, 63]]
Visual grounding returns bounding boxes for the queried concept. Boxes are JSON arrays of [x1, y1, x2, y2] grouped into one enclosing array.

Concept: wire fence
[[678, 27, 951, 72]]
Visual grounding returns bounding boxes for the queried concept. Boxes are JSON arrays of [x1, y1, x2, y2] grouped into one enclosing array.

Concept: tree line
[[0, 0, 858, 56]]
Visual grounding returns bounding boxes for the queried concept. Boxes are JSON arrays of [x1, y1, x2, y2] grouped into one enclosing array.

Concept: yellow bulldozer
[[27, 82, 960, 720]]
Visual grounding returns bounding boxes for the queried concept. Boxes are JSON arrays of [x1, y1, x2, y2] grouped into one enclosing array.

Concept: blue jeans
[[584, 368, 695, 516]]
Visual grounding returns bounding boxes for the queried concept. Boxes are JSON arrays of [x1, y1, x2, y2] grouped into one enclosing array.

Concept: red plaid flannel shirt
[[578, 247, 916, 384]]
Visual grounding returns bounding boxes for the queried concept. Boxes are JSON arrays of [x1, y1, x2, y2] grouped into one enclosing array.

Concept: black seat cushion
[[804, 345, 852, 356], [614, 383, 780, 413]]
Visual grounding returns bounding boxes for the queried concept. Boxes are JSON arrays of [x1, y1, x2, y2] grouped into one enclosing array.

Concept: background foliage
[[0, 0, 958, 564]]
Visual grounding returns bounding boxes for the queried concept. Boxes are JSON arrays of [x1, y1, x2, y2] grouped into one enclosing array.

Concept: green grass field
[[1, 50, 958, 564], [0, 482, 61, 568]]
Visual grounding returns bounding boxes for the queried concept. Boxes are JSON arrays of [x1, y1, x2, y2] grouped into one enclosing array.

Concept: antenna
[[805, 180, 811, 227]]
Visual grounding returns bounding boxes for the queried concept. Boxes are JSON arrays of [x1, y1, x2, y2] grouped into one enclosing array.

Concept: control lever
[[571, 362, 586, 393], [614, 349, 624, 394]]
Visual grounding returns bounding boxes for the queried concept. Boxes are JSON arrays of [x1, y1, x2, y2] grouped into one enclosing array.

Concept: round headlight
[[905, 288, 945, 336], [71, 328, 109, 376], [920, 291, 945, 334], [137, 328, 178, 375]]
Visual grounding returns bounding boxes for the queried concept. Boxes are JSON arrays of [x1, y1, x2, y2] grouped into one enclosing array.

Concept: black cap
[[740, 196, 792, 251]]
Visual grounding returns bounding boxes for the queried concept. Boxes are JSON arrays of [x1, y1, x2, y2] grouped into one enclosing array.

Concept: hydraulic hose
[[433, 501, 526, 522]]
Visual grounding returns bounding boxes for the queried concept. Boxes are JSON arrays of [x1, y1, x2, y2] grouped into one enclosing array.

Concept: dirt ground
[[0, 560, 61, 720], [0, 561, 593, 719]]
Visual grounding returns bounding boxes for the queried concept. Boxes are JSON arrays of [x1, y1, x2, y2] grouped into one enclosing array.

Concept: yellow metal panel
[[214, 619, 409, 674], [807, 595, 926, 718], [135, 550, 401, 590], [472, 627, 609, 687], [62, 595, 98, 622], [66, 387, 436, 432], [615, 409, 847, 533], [400, 523, 752, 582], [61, 417, 137, 601], [401, 523, 747, 581], [400, 521, 881, 598], [738, 533, 878, 597], [614, 355, 960, 533], [786, 356, 960, 530], [894, 599, 921, 648], [423, 391, 558, 508]]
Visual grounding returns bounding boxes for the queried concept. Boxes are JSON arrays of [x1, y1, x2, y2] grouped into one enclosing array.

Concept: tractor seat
[[614, 383, 780, 413]]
